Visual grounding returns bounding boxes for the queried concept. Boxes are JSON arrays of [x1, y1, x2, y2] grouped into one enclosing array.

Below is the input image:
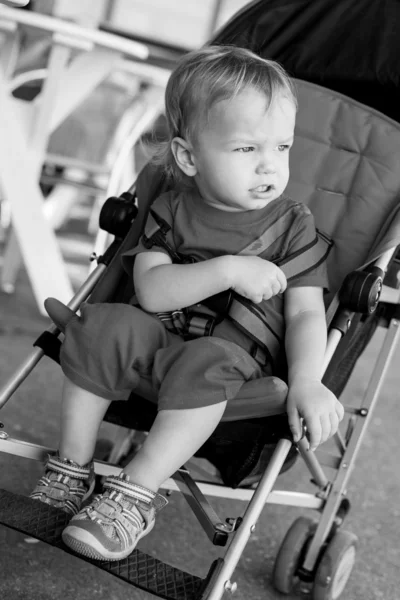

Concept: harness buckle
[[185, 313, 218, 338]]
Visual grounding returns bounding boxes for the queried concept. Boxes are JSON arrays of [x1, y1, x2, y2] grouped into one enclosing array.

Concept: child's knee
[[187, 337, 261, 379], [59, 303, 176, 401], [154, 336, 262, 409]]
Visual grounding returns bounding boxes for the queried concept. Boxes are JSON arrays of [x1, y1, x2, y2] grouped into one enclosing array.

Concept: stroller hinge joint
[[224, 517, 243, 532], [224, 580, 238, 594]]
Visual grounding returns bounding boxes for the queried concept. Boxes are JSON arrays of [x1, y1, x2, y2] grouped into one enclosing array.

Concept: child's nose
[[255, 153, 276, 175]]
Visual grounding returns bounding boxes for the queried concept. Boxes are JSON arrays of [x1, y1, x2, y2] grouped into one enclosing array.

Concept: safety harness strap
[[279, 232, 332, 281], [184, 304, 273, 365], [228, 296, 283, 365], [186, 313, 218, 338], [228, 233, 331, 365], [142, 209, 189, 263], [141, 208, 332, 366]]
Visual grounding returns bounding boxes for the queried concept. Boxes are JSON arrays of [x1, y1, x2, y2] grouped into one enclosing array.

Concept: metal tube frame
[[299, 247, 399, 573], [173, 468, 232, 545], [302, 313, 400, 573]]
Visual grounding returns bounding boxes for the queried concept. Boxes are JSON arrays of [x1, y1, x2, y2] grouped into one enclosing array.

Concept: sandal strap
[[46, 455, 92, 480], [103, 475, 168, 510]]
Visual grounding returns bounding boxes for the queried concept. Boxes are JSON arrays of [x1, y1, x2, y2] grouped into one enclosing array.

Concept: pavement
[[0, 203, 399, 600]]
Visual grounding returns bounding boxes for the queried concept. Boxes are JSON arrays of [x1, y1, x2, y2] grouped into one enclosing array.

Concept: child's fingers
[[319, 414, 332, 445], [287, 407, 302, 443], [306, 416, 322, 451], [269, 280, 282, 296], [336, 401, 345, 421], [329, 411, 340, 437], [277, 269, 287, 292]]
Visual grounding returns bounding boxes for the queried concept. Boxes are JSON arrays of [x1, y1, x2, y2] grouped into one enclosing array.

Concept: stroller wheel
[[312, 530, 358, 600], [272, 516, 317, 594]]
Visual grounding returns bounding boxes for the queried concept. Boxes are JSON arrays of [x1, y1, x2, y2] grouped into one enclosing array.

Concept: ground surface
[[0, 216, 399, 600]]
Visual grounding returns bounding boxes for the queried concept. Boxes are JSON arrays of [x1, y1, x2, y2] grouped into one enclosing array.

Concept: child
[[30, 45, 344, 561]]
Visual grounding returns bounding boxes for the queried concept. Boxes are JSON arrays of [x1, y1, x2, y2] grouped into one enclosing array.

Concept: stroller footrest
[[0, 488, 206, 600]]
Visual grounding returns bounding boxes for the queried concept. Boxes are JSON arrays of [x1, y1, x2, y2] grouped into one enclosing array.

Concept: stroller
[[1, 2, 400, 599]]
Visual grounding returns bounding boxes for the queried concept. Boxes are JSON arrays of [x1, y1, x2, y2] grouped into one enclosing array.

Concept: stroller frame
[[0, 171, 399, 599]]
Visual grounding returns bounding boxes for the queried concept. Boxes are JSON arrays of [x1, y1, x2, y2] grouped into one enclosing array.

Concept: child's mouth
[[251, 184, 273, 193]]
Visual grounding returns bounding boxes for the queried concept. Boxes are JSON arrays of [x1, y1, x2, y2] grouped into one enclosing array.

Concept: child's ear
[[171, 137, 197, 177]]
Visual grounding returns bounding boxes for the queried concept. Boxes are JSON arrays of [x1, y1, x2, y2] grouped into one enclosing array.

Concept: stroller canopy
[[214, 0, 400, 123]]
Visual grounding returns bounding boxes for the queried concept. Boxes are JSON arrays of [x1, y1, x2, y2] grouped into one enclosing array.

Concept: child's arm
[[284, 286, 344, 450], [134, 251, 286, 313]]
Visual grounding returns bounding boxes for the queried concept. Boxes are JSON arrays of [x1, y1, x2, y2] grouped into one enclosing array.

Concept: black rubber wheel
[[272, 516, 317, 594], [312, 530, 358, 600]]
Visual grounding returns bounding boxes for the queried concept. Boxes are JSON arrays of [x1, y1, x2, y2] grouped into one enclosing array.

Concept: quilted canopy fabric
[[287, 79, 400, 300], [213, 0, 400, 123]]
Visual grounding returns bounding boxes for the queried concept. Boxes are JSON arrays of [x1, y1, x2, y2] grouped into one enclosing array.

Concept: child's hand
[[286, 377, 344, 450], [229, 256, 287, 303]]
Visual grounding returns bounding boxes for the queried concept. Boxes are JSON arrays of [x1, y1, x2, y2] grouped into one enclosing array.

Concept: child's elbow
[[135, 285, 158, 313]]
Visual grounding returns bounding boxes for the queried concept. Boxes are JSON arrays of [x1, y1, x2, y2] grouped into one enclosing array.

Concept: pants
[[60, 303, 265, 411]]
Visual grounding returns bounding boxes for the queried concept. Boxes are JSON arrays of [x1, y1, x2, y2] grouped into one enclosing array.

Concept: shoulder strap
[[278, 231, 333, 282], [228, 295, 284, 367], [144, 208, 333, 279], [142, 209, 184, 263]]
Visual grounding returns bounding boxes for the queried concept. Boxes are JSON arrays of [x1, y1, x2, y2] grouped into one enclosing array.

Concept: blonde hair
[[150, 45, 297, 184]]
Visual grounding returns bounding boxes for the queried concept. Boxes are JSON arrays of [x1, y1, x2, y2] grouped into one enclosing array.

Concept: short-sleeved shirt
[[122, 189, 329, 366]]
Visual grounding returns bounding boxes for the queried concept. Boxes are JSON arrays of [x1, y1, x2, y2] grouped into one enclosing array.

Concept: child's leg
[[59, 376, 111, 465], [30, 376, 111, 514], [122, 402, 227, 491], [62, 401, 228, 561], [31, 303, 183, 520], [57, 379, 228, 489], [61, 337, 261, 561], [123, 335, 262, 491]]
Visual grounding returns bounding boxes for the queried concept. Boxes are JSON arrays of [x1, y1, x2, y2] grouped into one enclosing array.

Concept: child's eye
[[235, 146, 254, 153], [278, 144, 291, 152]]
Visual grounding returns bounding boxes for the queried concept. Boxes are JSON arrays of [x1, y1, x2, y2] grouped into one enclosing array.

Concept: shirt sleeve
[[284, 206, 330, 291], [121, 192, 176, 276]]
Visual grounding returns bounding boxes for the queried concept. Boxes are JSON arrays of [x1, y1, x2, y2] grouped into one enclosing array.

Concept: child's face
[[191, 88, 296, 212]]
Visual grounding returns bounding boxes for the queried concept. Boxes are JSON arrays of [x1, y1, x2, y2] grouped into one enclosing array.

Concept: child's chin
[[249, 189, 279, 205], [251, 197, 276, 209]]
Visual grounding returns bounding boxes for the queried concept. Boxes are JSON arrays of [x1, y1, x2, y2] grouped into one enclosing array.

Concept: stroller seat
[[42, 74, 400, 497]]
